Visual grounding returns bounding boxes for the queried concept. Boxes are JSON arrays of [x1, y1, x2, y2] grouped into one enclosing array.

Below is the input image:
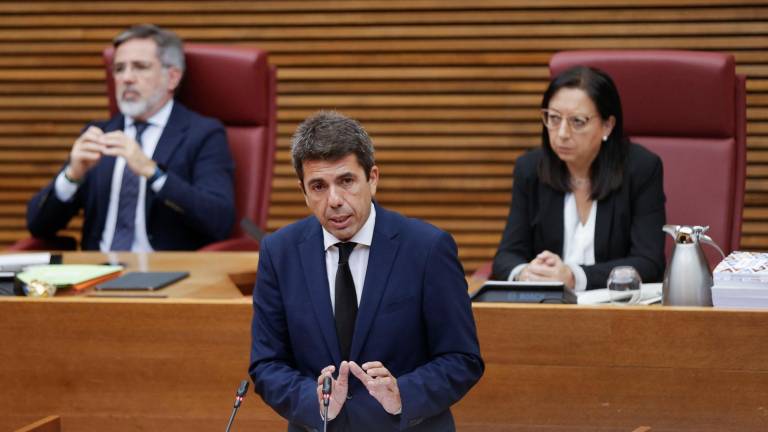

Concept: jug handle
[[699, 235, 726, 260], [662, 224, 679, 238]]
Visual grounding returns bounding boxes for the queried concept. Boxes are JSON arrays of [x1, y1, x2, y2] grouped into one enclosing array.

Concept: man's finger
[[75, 153, 101, 162], [80, 126, 104, 140], [347, 361, 370, 384], [363, 367, 389, 378], [99, 136, 127, 147], [336, 361, 350, 386], [367, 376, 394, 387], [316, 365, 334, 385], [317, 368, 334, 386], [99, 148, 124, 157], [83, 125, 104, 134], [101, 130, 126, 138], [361, 361, 383, 370], [74, 142, 105, 153]]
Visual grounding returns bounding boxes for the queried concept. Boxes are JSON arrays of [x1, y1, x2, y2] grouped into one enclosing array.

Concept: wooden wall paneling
[[0, 1, 765, 272]]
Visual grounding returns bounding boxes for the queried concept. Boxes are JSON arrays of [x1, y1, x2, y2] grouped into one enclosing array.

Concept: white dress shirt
[[323, 203, 376, 312], [54, 99, 173, 252]]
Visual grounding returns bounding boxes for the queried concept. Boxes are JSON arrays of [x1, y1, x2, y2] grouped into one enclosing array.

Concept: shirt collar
[[125, 98, 174, 130], [323, 202, 376, 251]]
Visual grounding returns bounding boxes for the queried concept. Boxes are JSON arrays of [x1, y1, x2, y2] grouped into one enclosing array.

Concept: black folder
[[95, 271, 189, 291]]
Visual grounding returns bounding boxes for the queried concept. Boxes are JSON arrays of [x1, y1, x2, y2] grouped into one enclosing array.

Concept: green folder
[[16, 264, 123, 290]]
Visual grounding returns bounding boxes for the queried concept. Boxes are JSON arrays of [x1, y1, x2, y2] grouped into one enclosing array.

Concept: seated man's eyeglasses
[[112, 60, 168, 75], [541, 109, 597, 132]]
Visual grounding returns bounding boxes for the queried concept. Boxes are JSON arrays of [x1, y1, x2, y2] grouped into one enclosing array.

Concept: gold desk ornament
[[24, 279, 57, 297]]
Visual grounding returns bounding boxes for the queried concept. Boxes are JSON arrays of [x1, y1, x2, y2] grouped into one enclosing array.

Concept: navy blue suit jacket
[[27, 102, 235, 250], [249, 204, 484, 432], [491, 143, 666, 289]]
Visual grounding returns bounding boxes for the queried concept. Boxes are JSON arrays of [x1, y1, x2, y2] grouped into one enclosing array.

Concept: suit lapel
[[145, 102, 187, 216], [594, 194, 615, 262], [350, 206, 399, 360], [298, 221, 341, 365], [537, 182, 565, 255], [151, 101, 187, 167]]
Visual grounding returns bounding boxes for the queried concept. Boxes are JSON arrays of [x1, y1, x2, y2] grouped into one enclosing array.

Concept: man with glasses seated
[[27, 24, 235, 251], [491, 66, 666, 291]]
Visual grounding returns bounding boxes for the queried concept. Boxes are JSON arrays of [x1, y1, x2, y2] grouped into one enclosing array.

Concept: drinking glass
[[607, 266, 642, 305]]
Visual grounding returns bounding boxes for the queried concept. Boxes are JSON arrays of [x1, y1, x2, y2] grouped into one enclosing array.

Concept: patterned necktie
[[334, 241, 358, 360], [110, 121, 149, 251]]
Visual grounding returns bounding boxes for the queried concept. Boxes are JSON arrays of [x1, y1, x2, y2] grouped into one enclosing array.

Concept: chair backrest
[[103, 44, 277, 239], [550, 50, 746, 267]]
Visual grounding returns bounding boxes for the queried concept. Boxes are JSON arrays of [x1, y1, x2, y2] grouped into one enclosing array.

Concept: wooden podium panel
[[0, 252, 273, 431], [14, 416, 61, 432], [1, 253, 767, 430], [0, 297, 283, 432], [456, 304, 768, 431]]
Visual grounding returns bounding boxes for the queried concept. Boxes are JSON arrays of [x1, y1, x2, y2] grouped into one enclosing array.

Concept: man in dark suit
[[249, 111, 483, 431], [27, 24, 234, 251]]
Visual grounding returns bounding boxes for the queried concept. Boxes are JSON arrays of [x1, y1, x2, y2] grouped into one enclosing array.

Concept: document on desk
[[0, 252, 53, 272], [576, 283, 663, 305]]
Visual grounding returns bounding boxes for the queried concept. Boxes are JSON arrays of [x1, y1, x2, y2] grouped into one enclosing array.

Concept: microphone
[[225, 380, 249, 432], [322, 376, 332, 407], [322, 376, 332, 432]]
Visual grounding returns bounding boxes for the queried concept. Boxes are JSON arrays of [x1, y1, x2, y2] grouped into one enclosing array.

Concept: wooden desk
[[2, 254, 767, 431], [59, 251, 258, 299]]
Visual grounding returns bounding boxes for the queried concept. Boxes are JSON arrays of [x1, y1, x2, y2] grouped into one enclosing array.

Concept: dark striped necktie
[[110, 121, 149, 251]]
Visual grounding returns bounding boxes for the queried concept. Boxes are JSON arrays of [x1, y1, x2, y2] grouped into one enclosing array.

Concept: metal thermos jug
[[662, 225, 725, 306]]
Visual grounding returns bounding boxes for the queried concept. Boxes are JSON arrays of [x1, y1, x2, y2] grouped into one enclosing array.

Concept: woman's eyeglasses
[[541, 109, 597, 133]]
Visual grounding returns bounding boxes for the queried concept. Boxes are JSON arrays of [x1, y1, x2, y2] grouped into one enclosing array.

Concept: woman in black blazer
[[492, 66, 666, 290]]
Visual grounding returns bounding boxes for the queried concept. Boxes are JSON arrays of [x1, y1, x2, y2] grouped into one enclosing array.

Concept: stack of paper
[[16, 264, 123, 292], [712, 251, 768, 308], [0, 252, 53, 272], [576, 283, 662, 305]]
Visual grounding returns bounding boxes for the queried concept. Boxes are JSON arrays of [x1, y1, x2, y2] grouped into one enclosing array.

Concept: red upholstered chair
[[9, 44, 276, 252], [474, 50, 745, 277]]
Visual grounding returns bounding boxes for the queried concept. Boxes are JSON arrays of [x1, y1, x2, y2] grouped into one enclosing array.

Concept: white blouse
[[561, 192, 595, 291], [562, 192, 597, 267]]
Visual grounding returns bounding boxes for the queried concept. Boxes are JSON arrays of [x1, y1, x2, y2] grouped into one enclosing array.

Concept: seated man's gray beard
[[118, 98, 149, 118], [117, 87, 167, 119]]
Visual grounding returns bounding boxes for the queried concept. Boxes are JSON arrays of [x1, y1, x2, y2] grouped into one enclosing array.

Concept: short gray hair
[[113, 24, 185, 74], [291, 111, 376, 183]]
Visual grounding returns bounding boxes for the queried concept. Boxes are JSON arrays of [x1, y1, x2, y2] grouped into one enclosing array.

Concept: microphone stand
[[322, 376, 332, 432], [225, 380, 249, 432]]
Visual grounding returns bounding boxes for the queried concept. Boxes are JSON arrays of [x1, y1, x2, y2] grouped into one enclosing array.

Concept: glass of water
[[607, 266, 642, 305]]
